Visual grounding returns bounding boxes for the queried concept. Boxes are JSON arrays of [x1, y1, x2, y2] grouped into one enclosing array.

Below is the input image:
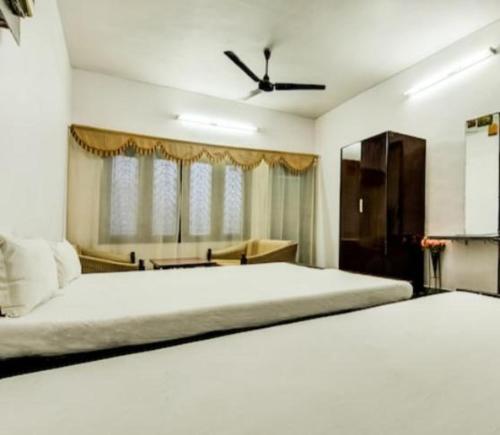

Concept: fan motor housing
[[259, 80, 274, 92]]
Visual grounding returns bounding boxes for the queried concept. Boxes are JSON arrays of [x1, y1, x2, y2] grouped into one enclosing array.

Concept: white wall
[[0, 0, 71, 240], [316, 20, 500, 292], [71, 69, 315, 154]]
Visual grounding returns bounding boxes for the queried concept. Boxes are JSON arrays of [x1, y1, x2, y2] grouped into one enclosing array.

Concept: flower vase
[[430, 250, 441, 289]]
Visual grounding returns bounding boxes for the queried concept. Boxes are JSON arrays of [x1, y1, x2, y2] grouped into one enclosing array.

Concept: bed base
[[0, 305, 396, 379], [1, 291, 452, 379]]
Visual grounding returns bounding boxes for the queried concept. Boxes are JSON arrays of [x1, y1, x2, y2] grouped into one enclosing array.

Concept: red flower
[[421, 237, 446, 251]]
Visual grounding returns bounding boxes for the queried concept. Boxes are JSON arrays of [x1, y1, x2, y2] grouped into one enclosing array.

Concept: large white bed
[[1, 291, 498, 434], [0, 263, 411, 359]]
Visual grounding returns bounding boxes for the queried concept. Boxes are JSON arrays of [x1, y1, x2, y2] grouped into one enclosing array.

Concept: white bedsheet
[[1, 292, 499, 435], [0, 263, 411, 358]]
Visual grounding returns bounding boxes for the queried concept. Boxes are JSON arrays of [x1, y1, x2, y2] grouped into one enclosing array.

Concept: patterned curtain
[[70, 124, 317, 173]]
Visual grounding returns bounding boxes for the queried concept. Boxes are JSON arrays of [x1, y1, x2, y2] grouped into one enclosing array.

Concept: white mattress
[[1, 291, 499, 435], [0, 263, 411, 358]]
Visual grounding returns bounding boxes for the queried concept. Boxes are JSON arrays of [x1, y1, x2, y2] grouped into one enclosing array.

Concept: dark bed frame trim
[[0, 312, 348, 379], [4, 289, 496, 380], [0, 296, 418, 379]]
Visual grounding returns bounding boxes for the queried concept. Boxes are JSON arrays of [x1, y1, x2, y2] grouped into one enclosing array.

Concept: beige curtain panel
[[70, 124, 318, 173]]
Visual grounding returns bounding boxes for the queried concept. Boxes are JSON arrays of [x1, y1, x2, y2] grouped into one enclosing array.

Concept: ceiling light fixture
[[176, 114, 258, 133], [404, 46, 499, 97]]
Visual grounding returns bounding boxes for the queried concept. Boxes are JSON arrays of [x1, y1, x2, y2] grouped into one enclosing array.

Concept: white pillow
[[0, 235, 59, 317], [52, 240, 81, 288]]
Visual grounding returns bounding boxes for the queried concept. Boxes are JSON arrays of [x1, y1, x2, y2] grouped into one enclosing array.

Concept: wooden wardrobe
[[339, 131, 426, 290]]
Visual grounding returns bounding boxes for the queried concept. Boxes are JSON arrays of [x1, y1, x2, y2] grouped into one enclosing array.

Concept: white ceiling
[[58, 0, 500, 119]]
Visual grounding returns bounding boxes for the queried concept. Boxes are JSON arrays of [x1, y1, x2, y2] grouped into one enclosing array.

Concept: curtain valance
[[70, 124, 318, 173]]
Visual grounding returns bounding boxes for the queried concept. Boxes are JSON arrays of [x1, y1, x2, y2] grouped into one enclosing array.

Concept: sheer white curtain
[[268, 165, 316, 265], [180, 160, 251, 244], [67, 138, 316, 266], [99, 152, 180, 245]]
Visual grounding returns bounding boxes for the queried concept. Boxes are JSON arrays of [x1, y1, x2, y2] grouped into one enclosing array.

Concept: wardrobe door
[[340, 142, 362, 273], [386, 133, 425, 288], [358, 133, 388, 275]]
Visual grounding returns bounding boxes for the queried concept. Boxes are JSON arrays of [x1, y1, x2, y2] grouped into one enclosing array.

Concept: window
[[223, 166, 244, 235], [188, 162, 212, 236], [103, 156, 249, 243], [109, 155, 139, 237], [103, 155, 180, 243], [185, 163, 247, 239], [152, 159, 178, 237]]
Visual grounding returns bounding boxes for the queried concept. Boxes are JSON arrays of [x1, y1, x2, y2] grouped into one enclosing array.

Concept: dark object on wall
[[0, 0, 20, 43], [477, 114, 493, 127], [8, 0, 34, 18], [339, 132, 426, 291], [0, 0, 34, 44]]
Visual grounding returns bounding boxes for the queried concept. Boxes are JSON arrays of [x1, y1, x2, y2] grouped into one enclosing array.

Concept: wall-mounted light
[[404, 45, 499, 97], [176, 114, 258, 133]]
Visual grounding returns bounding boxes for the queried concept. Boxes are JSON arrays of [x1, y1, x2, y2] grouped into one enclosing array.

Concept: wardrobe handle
[[359, 198, 364, 214]]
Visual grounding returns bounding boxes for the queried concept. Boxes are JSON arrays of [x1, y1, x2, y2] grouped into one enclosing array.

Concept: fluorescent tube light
[[404, 46, 498, 97], [176, 114, 258, 133]]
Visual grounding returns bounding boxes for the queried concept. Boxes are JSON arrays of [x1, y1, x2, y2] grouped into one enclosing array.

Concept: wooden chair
[[75, 246, 145, 274], [208, 240, 298, 266]]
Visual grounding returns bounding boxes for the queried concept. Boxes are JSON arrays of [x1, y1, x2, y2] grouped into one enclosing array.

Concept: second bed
[[0, 263, 411, 360]]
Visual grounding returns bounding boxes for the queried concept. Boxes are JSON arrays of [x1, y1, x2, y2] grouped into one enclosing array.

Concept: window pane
[[152, 159, 178, 236], [223, 166, 244, 235], [189, 162, 212, 236], [109, 155, 139, 236]]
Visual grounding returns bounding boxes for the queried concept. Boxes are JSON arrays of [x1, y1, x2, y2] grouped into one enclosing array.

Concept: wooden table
[[150, 257, 217, 270]]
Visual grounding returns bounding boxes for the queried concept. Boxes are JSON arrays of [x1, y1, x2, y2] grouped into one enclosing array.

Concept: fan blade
[[242, 89, 263, 101], [224, 51, 260, 83], [275, 83, 326, 91]]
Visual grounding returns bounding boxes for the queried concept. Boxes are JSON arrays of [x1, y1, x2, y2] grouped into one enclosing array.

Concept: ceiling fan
[[224, 48, 326, 100]]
